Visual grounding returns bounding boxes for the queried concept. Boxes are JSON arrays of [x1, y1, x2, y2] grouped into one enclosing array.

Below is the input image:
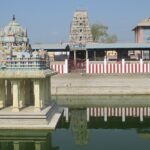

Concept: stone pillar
[[12, 80, 19, 112], [19, 80, 25, 108], [33, 79, 45, 112], [12, 80, 26, 112], [0, 80, 6, 108], [33, 80, 40, 112], [74, 50, 76, 66]]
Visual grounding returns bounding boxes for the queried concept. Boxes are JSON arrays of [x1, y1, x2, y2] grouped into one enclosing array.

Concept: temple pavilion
[[0, 16, 62, 129]]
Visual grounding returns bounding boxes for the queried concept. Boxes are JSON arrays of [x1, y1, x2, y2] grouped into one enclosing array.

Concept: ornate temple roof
[[0, 15, 28, 43]]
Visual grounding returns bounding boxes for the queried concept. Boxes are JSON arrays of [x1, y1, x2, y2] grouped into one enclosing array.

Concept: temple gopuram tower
[[68, 10, 93, 72], [69, 10, 93, 44]]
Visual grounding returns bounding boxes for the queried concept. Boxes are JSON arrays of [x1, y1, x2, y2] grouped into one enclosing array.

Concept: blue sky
[[0, 0, 150, 43]]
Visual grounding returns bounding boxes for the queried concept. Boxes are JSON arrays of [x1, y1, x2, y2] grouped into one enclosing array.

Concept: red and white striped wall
[[50, 63, 64, 74], [50, 59, 68, 74], [86, 59, 150, 74]]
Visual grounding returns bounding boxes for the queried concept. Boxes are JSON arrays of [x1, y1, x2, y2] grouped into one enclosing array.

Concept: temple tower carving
[[69, 10, 93, 44]]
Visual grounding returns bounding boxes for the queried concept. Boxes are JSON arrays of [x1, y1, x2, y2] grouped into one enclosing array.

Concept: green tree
[[106, 34, 118, 43], [91, 23, 118, 43]]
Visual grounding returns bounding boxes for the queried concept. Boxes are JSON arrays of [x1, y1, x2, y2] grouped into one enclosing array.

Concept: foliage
[[106, 34, 118, 43], [91, 23, 118, 43]]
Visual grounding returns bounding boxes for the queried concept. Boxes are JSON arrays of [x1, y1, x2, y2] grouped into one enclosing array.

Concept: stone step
[[0, 102, 63, 129], [48, 107, 63, 129]]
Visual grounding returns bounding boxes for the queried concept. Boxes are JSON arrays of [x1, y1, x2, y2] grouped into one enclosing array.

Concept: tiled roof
[[133, 18, 150, 30], [32, 43, 69, 50], [86, 43, 150, 50], [138, 18, 150, 26], [32, 42, 150, 51]]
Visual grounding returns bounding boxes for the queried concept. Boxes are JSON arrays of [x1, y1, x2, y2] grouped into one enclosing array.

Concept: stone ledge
[[0, 104, 63, 130], [0, 70, 56, 79]]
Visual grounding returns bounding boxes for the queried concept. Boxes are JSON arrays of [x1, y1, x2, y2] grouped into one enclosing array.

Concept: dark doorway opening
[[69, 50, 86, 73]]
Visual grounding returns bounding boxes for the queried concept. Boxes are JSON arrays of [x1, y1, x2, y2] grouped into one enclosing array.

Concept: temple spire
[[12, 15, 15, 21], [69, 10, 93, 44]]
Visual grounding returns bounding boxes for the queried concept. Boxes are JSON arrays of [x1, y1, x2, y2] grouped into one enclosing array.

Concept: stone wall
[[51, 74, 150, 95]]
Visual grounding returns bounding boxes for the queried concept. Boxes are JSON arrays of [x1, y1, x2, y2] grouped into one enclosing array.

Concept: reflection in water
[[0, 130, 58, 150], [60, 106, 150, 145], [87, 106, 150, 122], [1, 96, 150, 149], [58, 95, 150, 148], [138, 128, 150, 140], [70, 109, 89, 145], [63, 106, 150, 123]]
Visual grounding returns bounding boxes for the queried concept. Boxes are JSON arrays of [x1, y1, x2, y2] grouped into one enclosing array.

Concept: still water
[[1, 95, 150, 150]]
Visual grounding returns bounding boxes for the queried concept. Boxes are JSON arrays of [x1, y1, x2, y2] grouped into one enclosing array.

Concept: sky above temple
[[0, 0, 150, 44]]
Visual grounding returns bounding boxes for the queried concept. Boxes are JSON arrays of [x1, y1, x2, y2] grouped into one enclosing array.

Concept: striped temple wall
[[86, 59, 150, 74], [87, 107, 150, 122], [50, 59, 150, 74], [50, 59, 68, 74]]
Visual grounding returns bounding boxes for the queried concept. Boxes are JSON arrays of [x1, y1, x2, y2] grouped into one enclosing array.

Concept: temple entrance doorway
[[69, 50, 86, 73]]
